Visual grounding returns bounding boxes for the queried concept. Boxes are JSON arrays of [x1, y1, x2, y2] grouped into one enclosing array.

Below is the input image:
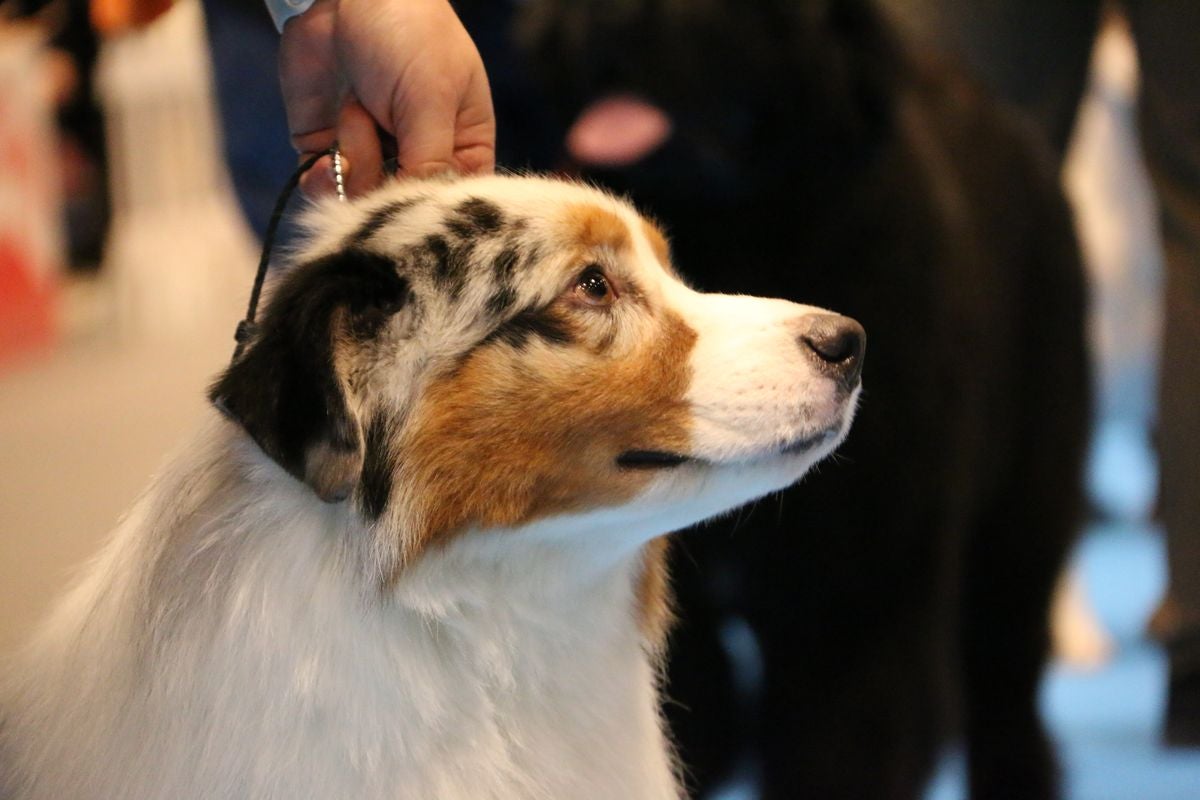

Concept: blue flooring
[[927, 524, 1200, 800], [713, 417, 1200, 799], [715, 522, 1200, 800]]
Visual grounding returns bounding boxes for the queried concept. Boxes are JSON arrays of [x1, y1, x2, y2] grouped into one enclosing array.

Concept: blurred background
[[0, 1, 1197, 798]]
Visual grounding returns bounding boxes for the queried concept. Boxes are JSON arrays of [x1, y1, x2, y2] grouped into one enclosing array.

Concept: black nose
[[798, 314, 866, 391]]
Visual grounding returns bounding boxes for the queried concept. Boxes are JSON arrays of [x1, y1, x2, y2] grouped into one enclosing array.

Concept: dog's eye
[[574, 266, 616, 307]]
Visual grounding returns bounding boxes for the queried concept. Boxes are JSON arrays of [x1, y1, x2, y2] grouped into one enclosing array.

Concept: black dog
[[462, 1, 1090, 797]]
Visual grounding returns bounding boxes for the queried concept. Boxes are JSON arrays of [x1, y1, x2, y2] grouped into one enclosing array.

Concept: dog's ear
[[209, 249, 410, 502]]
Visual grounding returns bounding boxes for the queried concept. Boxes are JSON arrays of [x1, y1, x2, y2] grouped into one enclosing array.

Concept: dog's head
[[210, 175, 862, 565], [515, 0, 905, 190]]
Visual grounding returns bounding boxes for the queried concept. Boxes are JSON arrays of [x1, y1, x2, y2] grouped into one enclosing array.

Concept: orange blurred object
[[91, 0, 174, 35], [0, 239, 57, 363], [0, 24, 63, 367]]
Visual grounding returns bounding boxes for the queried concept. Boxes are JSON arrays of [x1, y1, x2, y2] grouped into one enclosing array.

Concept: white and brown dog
[[0, 175, 863, 800]]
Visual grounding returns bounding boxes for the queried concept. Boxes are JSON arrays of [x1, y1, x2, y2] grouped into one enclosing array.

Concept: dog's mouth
[[616, 428, 841, 471], [616, 450, 691, 470], [778, 427, 840, 455]]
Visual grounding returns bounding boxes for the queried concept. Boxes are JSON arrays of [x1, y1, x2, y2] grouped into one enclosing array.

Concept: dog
[[0, 174, 863, 800], [494, 1, 1091, 797]]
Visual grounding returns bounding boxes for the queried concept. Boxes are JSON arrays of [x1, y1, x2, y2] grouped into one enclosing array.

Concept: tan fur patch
[[641, 219, 672, 267], [635, 536, 675, 656], [563, 204, 632, 252], [395, 311, 697, 556]]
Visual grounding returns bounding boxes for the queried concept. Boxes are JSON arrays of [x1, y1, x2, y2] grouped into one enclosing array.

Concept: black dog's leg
[[960, 471, 1080, 800], [753, 589, 948, 800], [693, 445, 959, 800], [960, 514, 1066, 800], [961, 184, 1089, 800], [661, 532, 747, 796]]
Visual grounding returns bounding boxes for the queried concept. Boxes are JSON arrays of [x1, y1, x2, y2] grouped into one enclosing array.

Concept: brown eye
[[574, 266, 616, 306]]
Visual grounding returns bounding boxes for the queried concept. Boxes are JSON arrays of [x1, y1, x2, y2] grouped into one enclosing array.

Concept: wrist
[[266, 0, 325, 33]]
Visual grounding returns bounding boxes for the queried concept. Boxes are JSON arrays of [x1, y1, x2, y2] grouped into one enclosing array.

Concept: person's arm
[[276, 0, 495, 197]]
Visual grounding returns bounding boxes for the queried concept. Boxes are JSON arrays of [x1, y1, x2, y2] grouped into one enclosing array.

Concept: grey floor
[[0, 322, 231, 655]]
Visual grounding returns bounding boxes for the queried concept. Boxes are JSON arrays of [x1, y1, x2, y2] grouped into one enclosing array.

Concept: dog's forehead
[[278, 175, 682, 373], [303, 175, 669, 280]]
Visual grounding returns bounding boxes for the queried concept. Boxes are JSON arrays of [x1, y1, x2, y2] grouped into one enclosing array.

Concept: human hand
[[278, 0, 495, 197]]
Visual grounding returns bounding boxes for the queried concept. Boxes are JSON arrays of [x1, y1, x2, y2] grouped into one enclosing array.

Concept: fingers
[[280, 0, 341, 199], [297, 154, 336, 198], [298, 99, 384, 199], [382, 13, 495, 178], [336, 99, 384, 196], [389, 78, 496, 178], [390, 84, 461, 179], [450, 70, 497, 175], [299, 90, 491, 197], [285, 0, 497, 196], [388, 74, 496, 178], [279, 0, 339, 156]]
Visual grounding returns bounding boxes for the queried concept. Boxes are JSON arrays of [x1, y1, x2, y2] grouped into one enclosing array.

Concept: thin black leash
[[230, 145, 347, 363]]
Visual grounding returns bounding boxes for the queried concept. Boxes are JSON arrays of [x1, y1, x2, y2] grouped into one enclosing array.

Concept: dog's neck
[[385, 509, 661, 620], [153, 408, 659, 629], [9, 417, 678, 799], [180, 415, 657, 634], [219, 423, 677, 798]]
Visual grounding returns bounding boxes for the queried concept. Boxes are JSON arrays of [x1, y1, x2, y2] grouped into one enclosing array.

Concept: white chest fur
[[0, 424, 679, 800]]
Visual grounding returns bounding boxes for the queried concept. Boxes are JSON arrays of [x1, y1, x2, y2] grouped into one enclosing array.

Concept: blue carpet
[[927, 523, 1200, 800], [715, 522, 1200, 800], [713, 418, 1200, 799]]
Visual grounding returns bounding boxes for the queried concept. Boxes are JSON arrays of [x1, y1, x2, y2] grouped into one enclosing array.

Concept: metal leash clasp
[[332, 146, 348, 203]]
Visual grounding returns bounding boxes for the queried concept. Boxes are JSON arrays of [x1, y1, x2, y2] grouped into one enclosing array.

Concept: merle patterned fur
[[210, 195, 574, 517], [359, 410, 396, 521], [209, 249, 409, 496]]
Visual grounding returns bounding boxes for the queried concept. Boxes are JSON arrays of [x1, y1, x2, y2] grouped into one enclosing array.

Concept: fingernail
[[406, 161, 454, 179]]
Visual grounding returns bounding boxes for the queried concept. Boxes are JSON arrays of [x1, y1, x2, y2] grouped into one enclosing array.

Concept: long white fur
[[1, 175, 859, 800]]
